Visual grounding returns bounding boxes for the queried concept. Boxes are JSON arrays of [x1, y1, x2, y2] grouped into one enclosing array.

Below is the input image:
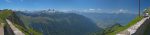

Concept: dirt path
[[117, 17, 149, 35], [0, 23, 4, 35], [6, 19, 25, 35]]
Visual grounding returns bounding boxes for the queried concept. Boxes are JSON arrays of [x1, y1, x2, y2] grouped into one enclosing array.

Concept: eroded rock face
[[133, 18, 150, 35]]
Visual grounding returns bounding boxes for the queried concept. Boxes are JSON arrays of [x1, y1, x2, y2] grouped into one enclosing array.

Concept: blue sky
[[0, 0, 150, 13]]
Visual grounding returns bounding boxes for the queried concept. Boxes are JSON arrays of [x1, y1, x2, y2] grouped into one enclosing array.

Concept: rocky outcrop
[[6, 19, 25, 35], [117, 17, 149, 35], [133, 18, 150, 35]]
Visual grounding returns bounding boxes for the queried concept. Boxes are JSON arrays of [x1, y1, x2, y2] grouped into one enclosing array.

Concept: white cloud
[[61, 9, 70, 12], [89, 8, 95, 11], [110, 9, 129, 14], [81, 8, 102, 12], [56, 8, 102, 13], [118, 9, 128, 13], [89, 8, 102, 11]]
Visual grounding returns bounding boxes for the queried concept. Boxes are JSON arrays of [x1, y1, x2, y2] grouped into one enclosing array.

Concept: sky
[[0, 0, 150, 13]]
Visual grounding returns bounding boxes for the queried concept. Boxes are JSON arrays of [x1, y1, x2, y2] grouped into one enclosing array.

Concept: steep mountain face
[[14, 11, 102, 35]]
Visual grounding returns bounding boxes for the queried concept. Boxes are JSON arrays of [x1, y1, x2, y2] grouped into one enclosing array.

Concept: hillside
[[0, 9, 139, 35], [76, 12, 137, 28], [0, 9, 42, 35], [14, 11, 102, 35], [0, 9, 103, 35], [0, 9, 14, 35]]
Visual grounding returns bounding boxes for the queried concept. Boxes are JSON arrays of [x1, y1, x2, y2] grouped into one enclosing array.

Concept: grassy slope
[[9, 15, 42, 35], [104, 16, 143, 35], [0, 9, 144, 35], [0, 9, 13, 23], [0, 9, 42, 35]]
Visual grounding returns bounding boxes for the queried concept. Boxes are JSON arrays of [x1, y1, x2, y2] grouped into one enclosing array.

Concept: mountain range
[[0, 9, 137, 35]]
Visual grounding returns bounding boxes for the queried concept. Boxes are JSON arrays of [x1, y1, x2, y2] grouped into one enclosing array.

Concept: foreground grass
[[8, 12, 43, 35], [105, 16, 143, 35], [13, 23, 42, 35], [0, 9, 13, 23], [0, 9, 42, 35]]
